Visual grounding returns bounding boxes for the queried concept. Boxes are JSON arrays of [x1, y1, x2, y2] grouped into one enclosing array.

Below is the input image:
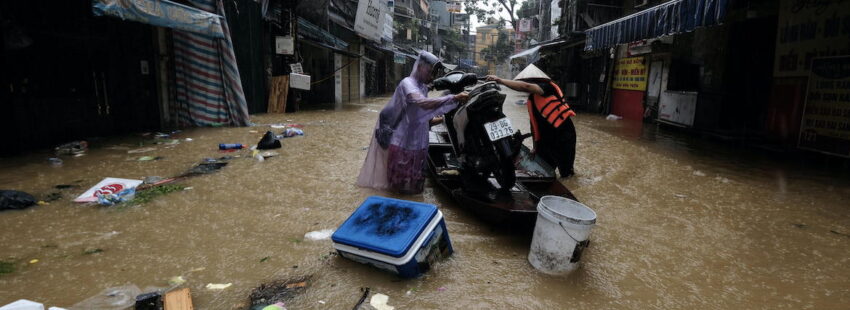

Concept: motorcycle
[[431, 71, 530, 192]]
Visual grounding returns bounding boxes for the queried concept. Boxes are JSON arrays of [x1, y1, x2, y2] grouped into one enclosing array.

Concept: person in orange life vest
[[486, 64, 577, 178]]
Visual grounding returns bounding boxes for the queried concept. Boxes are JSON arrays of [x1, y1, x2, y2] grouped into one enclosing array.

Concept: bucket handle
[[538, 207, 583, 243], [557, 221, 582, 243]]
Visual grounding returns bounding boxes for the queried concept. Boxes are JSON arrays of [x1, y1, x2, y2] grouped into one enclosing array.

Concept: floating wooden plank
[[164, 288, 194, 310], [267, 75, 289, 113]]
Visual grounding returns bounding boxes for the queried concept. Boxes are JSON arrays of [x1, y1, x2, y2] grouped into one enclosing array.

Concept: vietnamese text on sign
[[612, 56, 647, 91], [798, 56, 850, 157]]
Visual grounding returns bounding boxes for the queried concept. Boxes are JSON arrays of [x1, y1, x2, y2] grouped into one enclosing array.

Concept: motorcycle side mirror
[[459, 73, 479, 87]]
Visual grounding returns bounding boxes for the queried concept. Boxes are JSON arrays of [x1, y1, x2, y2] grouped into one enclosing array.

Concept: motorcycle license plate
[[484, 118, 515, 141]]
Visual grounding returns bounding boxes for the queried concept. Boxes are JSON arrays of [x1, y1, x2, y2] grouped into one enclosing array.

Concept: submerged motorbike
[[432, 71, 530, 192]]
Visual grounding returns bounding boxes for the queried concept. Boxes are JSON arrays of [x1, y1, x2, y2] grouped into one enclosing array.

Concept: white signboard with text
[[290, 73, 311, 90], [355, 0, 386, 42], [519, 18, 532, 32], [275, 36, 294, 55]]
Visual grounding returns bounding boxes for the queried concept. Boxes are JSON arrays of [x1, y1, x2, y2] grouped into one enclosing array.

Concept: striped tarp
[[173, 0, 250, 126]]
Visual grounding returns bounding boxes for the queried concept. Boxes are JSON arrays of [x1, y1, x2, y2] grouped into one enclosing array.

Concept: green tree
[[442, 30, 466, 62], [395, 18, 419, 43], [463, 0, 522, 31], [516, 0, 538, 19]]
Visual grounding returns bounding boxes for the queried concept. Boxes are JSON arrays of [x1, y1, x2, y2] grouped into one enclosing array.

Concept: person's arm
[[486, 75, 544, 95], [401, 78, 463, 110], [406, 91, 467, 110], [416, 92, 468, 122]]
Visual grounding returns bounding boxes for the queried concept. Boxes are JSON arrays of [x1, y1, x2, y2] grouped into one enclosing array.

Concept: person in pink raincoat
[[357, 51, 469, 194]]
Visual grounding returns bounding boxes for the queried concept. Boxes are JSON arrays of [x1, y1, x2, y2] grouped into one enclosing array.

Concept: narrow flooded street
[[1, 89, 849, 309]]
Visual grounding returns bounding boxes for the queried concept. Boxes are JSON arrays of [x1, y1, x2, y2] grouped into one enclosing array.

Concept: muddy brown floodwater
[[1, 89, 849, 309]]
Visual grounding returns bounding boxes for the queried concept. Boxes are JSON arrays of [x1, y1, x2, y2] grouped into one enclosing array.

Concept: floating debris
[[0, 261, 14, 275], [248, 277, 311, 308], [130, 184, 185, 205], [83, 248, 104, 255], [370, 293, 394, 310], [48, 157, 63, 167], [128, 147, 157, 154], [205, 283, 232, 290], [55, 141, 88, 156], [169, 276, 187, 286], [831, 230, 850, 238], [304, 229, 335, 241]]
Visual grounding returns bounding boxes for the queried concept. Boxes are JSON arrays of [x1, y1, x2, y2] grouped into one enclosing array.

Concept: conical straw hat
[[513, 64, 551, 81]]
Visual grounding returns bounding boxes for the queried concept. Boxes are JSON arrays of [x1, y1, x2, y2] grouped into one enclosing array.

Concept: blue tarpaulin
[[92, 0, 225, 38], [584, 0, 729, 51]]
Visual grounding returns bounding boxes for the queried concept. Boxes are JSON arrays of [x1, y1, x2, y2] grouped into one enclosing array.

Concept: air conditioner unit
[[635, 0, 649, 8]]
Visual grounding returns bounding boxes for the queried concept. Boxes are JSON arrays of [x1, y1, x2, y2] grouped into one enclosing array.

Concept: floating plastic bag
[[282, 128, 304, 138], [70, 285, 141, 310]]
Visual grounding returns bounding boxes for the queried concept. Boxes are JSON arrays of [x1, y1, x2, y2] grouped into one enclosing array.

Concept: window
[[666, 60, 700, 91]]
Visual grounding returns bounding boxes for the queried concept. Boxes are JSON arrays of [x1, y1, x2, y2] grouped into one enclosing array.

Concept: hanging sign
[[275, 36, 294, 55], [290, 63, 304, 74], [355, 0, 386, 42], [519, 18, 532, 32], [290, 73, 311, 90], [394, 53, 407, 64]]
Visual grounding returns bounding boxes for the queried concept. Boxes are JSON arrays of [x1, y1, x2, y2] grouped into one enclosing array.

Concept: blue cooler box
[[332, 196, 454, 278]]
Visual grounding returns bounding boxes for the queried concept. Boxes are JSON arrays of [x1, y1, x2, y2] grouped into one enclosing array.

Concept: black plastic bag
[[257, 131, 281, 150], [0, 190, 36, 211]]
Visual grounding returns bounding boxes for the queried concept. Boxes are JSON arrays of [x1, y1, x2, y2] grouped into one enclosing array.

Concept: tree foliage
[[394, 18, 420, 43], [516, 0, 538, 19], [463, 0, 520, 30], [441, 30, 466, 62]]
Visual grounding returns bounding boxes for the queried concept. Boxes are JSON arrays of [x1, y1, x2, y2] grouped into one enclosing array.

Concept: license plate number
[[484, 118, 515, 141]]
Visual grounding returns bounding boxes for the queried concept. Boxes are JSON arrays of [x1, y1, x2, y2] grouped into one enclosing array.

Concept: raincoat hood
[[514, 64, 551, 81], [410, 51, 444, 82]]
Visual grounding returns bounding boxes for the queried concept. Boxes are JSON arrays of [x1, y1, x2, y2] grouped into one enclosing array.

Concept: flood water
[[1, 88, 849, 309]]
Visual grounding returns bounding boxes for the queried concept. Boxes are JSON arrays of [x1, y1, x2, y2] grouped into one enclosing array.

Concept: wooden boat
[[427, 124, 578, 229]]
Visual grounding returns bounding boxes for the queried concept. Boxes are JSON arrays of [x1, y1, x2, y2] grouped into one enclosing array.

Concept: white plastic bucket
[[528, 196, 596, 275]]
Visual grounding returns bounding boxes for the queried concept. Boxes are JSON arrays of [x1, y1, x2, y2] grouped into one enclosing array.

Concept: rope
[[309, 58, 358, 85]]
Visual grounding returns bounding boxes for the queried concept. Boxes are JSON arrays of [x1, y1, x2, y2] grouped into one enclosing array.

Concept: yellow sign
[[612, 56, 647, 91], [798, 56, 850, 157]]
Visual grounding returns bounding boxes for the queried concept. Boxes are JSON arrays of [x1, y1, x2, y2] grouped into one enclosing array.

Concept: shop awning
[[92, 0, 225, 38], [584, 0, 729, 51], [298, 17, 349, 50], [509, 39, 567, 64], [300, 37, 361, 58], [509, 46, 541, 61]]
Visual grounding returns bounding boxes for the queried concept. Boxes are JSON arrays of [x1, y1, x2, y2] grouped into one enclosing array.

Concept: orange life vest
[[527, 81, 576, 141]]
